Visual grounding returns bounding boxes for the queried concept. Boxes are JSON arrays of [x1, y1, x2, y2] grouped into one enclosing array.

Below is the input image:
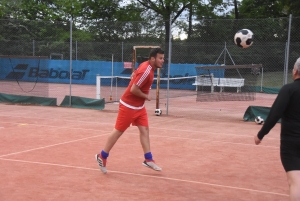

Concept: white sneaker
[[142, 160, 162, 171], [95, 154, 107, 174]]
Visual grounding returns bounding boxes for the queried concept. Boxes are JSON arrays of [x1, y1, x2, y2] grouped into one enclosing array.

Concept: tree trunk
[[188, 3, 193, 39], [234, 0, 239, 19]]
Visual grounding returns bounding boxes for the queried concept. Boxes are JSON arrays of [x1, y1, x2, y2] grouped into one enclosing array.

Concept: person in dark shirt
[[254, 57, 300, 201]]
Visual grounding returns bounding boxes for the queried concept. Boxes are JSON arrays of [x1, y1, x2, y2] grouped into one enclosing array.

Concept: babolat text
[[28, 67, 90, 80]]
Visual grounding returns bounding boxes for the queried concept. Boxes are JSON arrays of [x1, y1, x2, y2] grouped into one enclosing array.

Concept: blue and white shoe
[[142, 160, 162, 171], [95, 154, 107, 174]]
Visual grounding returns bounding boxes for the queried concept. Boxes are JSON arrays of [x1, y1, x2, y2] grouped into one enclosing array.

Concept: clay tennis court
[[0, 91, 289, 201]]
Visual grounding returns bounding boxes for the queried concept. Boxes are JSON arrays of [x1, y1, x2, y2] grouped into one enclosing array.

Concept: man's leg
[[104, 103, 131, 153], [103, 128, 124, 153], [286, 170, 300, 201], [135, 107, 151, 154], [137, 125, 150, 153], [138, 125, 161, 171], [95, 129, 124, 174], [96, 103, 131, 173]]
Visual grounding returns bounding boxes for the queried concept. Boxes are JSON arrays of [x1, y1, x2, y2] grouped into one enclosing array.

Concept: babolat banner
[[0, 58, 105, 84], [0, 58, 218, 86]]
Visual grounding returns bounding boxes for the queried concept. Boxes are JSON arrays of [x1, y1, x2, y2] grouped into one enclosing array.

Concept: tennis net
[[95, 75, 198, 102], [194, 65, 262, 101]]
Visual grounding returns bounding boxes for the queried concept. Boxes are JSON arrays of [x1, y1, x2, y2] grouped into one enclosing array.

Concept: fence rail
[[0, 16, 300, 118]]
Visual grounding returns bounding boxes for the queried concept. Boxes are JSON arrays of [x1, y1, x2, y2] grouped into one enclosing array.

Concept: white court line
[[152, 135, 280, 149], [0, 157, 288, 197], [150, 119, 280, 140], [0, 119, 280, 142], [154, 127, 279, 140], [0, 114, 114, 125], [125, 132, 280, 149], [0, 133, 109, 158], [0, 120, 279, 149], [0, 112, 281, 141], [0, 121, 113, 131]]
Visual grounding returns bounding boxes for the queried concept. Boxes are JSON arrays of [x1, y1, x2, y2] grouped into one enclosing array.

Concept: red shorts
[[115, 103, 148, 132]]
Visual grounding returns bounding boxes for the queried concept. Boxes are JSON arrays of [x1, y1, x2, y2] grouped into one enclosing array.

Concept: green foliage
[[115, 4, 144, 21], [134, 0, 193, 44], [282, 0, 300, 17], [238, 0, 300, 17], [81, 0, 120, 21], [0, 0, 299, 69]]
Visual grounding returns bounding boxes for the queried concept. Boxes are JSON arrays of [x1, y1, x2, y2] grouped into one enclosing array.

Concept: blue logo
[[5, 64, 90, 80], [5, 64, 28, 79]]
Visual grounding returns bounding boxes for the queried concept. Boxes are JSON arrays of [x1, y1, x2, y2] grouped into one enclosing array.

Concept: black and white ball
[[234, 29, 254, 48], [155, 109, 162, 116], [255, 116, 264, 124]]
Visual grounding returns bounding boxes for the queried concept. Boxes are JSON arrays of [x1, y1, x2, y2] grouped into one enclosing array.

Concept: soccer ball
[[155, 109, 162, 116], [255, 116, 264, 124], [234, 29, 254, 48]]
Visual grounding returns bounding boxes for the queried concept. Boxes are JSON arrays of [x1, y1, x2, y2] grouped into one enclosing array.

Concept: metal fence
[[0, 16, 300, 118]]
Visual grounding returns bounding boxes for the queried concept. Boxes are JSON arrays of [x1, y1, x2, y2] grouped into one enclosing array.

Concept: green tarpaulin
[[243, 105, 281, 123], [60, 96, 105, 110], [0, 93, 57, 106]]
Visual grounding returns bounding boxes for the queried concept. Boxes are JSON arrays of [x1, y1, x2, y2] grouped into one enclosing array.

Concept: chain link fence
[[0, 17, 300, 118]]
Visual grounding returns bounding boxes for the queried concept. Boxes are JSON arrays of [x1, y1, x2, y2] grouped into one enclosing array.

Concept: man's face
[[153, 53, 164, 68]]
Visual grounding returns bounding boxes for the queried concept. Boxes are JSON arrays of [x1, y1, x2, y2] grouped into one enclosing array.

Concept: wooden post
[[156, 68, 161, 109]]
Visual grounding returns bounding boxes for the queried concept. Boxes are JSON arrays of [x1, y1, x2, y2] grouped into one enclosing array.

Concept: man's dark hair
[[149, 48, 164, 59]]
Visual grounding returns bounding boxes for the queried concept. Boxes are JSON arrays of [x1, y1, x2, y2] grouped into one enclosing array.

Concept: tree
[[282, 0, 300, 16], [135, 0, 192, 45], [238, 0, 300, 17], [238, 0, 286, 18], [233, 0, 239, 19], [0, 0, 24, 19]]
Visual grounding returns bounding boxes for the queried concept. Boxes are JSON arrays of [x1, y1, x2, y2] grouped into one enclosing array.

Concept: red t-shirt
[[120, 61, 154, 109]]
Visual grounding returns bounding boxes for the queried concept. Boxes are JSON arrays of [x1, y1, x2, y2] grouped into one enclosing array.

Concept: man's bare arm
[[130, 84, 150, 101]]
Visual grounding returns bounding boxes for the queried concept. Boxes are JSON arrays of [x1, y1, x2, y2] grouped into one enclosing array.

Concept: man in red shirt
[[96, 48, 164, 174]]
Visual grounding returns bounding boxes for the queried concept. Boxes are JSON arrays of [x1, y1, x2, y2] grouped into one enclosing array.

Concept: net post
[[156, 68, 161, 109], [132, 47, 136, 73], [116, 76, 118, 102], [96, 74, 101, 99], [210, 73, 214, 93], [260, 67, 264, 92], [110, 54, 113, 101]]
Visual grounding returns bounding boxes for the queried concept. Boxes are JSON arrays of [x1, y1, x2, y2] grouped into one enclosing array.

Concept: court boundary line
[[0, 109, 280, 137], [0, 121, 114, 131], [0, 119, 280, 142], [0, 122, 279, 158], [0, 157, 288, 197], [151, 128, 280, 141], [0, 116, 114, 126], [0, 133, 109, 158], [125, 133, 280, 149], [0, 124, 280, 152]]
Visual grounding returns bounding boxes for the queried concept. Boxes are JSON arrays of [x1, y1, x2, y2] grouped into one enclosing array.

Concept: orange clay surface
[[0, 93, 289, 201]]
